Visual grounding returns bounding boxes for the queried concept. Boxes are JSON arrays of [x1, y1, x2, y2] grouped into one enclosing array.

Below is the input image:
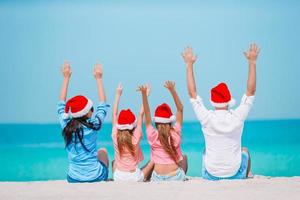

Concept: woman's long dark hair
[[62, 112, 101, 152]]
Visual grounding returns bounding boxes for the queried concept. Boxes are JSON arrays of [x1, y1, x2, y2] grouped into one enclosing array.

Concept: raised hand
[[145, 84, 151, 96], [244, 43, 259, 96], [94, 63, 106, 102], [164, 80, 176, 92], [93, 63, 103, 79], [182, 47, 197, 65], [116, 83, 123, 97], [61, 61, 72, 78], [60, 61, 72, 101], [165, 80, 183, 125], [138, 84, 151, 126], [137, 85, 148, 94], [244, 43, 260, 64]]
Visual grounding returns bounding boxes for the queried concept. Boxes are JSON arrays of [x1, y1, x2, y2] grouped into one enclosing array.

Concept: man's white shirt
[[190, 94, 255, 177]]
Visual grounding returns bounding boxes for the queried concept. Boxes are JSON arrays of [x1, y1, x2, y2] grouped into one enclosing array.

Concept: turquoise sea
[[0, 120, 300, 181]]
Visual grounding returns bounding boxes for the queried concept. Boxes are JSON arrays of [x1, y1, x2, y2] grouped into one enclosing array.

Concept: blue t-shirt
[[57, 101, 109, 181]]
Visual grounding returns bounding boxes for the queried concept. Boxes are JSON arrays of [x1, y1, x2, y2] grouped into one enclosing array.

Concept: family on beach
[[57, 44, 260, 183]]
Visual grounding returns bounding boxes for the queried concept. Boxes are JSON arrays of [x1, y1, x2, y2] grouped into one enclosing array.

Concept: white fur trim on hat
[[70, 98, 93, 118], [116, 119, 137, 130], [153, 115, 176, 124], [210, 98, 236, 108]]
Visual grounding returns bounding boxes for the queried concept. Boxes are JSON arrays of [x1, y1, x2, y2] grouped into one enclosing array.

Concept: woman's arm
[[243, 43, 260, 96], [182, 47, 198, 99], [112, 83, 122, 126], [137, 85, 151, 127], [164, 81, 183, 126], [93, 63, 106, 102], [59, 61, 72, 101]]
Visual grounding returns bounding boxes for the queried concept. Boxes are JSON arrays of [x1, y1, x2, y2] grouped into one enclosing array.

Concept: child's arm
[[59, 61, 72, 101], [112, 83, 122, 126], [244, 43, 260, 96], [164, 81, 183, 126], [182, 47, 198, 99], [137, 85, 150, 129], [137, 85, 151, 127], [93, 63, 106, 102]]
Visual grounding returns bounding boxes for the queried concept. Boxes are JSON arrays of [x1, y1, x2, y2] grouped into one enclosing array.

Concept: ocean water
[[0, 120, 299, 181]]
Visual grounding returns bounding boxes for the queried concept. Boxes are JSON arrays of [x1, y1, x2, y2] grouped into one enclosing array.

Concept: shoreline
[[1, 177, 300, 200]]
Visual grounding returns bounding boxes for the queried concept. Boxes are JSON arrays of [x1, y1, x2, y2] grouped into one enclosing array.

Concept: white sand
[[0, 177, 300, 200]]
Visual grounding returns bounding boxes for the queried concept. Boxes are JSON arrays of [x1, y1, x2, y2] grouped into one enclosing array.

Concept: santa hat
[[153, 103, 176, 124], [64, 95, 93, 119], [210, 83, 236, 108], [116, 109, 137, 130]]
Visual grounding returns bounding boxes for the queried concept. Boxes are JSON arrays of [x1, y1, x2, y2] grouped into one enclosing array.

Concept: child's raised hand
[[61, 61, 72, 78], [116, 83, 123, 96], [164, 80, 176, 91], [182, 47, 197, 65], [145, 84, 151, 96], [137, 85, 148, 95], [93, 63, 103, 79], [244, 43, 260, 64]]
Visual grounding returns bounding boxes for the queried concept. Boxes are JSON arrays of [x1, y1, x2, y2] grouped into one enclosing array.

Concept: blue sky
[[0, 0, 299, 123]]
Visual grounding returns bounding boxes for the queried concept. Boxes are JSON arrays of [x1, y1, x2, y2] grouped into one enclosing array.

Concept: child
[[112, 83, 154, 181], [138, 81, 188, 181], [57, 61, 110, 183], [182, 44, 260, 180]]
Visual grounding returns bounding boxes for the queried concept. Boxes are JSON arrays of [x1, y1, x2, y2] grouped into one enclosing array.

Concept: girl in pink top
[[112, 84, 154, 182], [138, 81, 188, 181]]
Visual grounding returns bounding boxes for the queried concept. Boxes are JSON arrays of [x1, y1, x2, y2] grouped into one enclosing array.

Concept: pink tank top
[[146, 123, 183, 164], [112, 126, 144, 171]]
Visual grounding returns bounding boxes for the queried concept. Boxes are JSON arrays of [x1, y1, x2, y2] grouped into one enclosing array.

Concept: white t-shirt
[[190, 94, 255, 177]]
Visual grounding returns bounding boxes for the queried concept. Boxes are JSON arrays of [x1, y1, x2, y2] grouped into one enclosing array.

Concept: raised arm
[[164, 81, 183, 125], [93, 63, 106, 102], [138, 85, 151, 127], [137, 85, 150, 128], [112, 83, 122, 126], [59, 61, 72, 101], [182, 47, 198, 99], [244, 43, 260, 96]]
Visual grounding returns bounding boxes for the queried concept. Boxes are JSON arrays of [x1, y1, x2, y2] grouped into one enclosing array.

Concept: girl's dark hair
[[62, 111, 101, 152]]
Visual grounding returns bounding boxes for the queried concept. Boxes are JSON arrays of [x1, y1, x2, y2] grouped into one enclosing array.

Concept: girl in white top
[[182, 44, 260, 180]]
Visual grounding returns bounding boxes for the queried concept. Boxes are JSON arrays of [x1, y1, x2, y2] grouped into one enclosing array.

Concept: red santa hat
[[64, 95, 93, 118], [153, 103, 176, 124], [210, 82, 236, 108], [116, 109, 137, 130]]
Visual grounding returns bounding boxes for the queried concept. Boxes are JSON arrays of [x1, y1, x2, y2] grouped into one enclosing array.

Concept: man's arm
[[244, 43, 260, 96], [93, 63, 106, 102], [60, 61, 72, 101], [182, 47, 197, 99], [164, 81, 183, 126]]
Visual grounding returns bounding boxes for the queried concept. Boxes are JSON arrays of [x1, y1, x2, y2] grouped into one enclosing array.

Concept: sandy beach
[[0, 177, 299, 200]]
